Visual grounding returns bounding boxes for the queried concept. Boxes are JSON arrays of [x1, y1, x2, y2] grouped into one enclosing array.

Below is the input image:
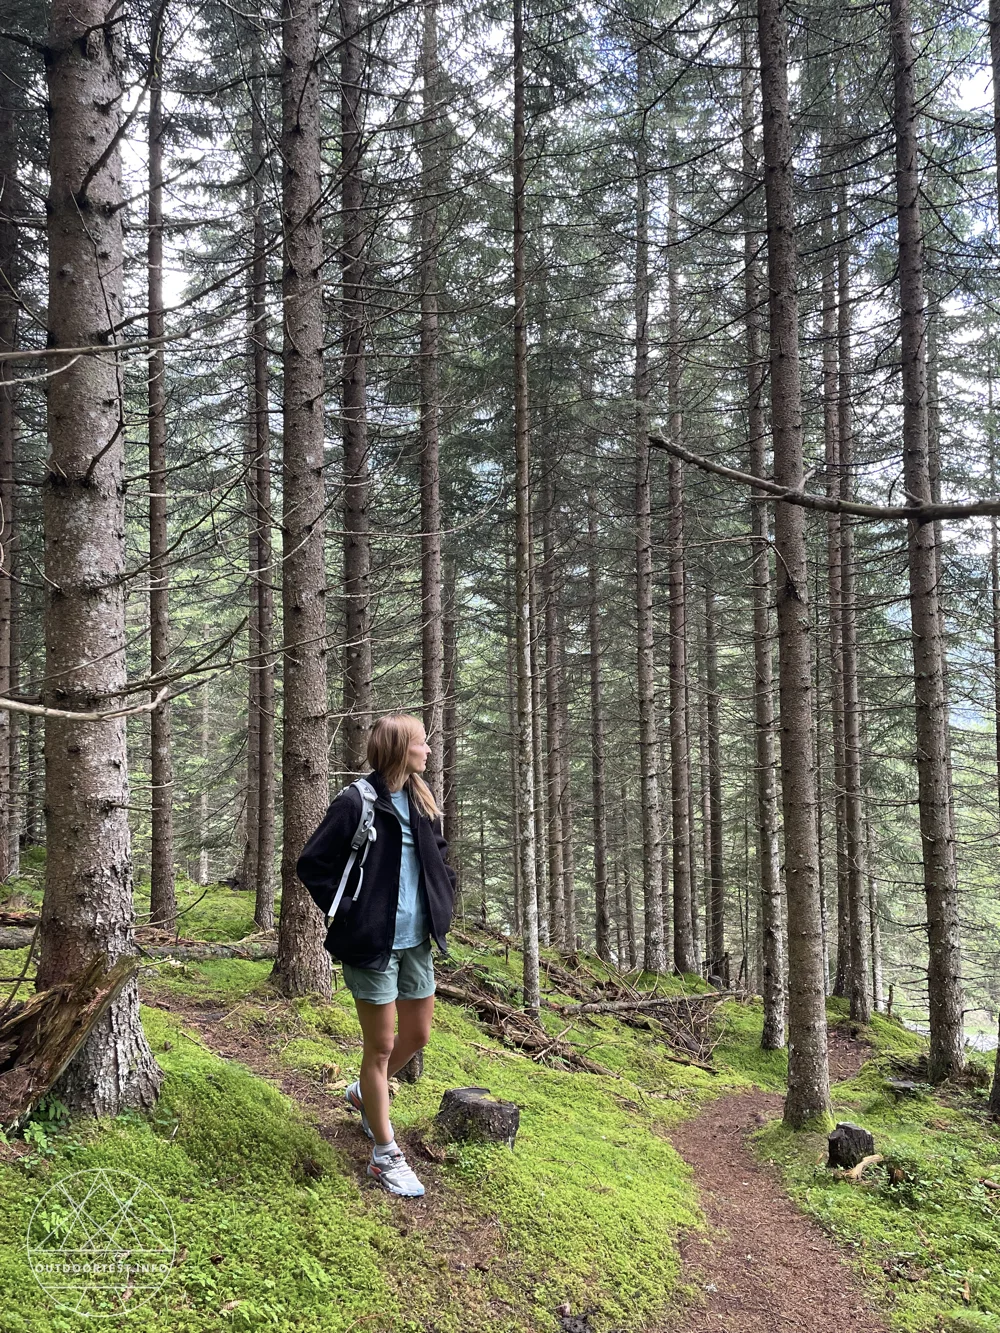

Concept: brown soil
[[665, 1028, 889, 1333]]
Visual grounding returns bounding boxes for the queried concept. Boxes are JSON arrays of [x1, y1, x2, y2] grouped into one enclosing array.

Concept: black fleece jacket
[[296, 769, 457, 971]]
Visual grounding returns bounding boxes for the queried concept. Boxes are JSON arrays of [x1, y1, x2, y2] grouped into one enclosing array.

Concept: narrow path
[[665, 1028, 889, 1333]]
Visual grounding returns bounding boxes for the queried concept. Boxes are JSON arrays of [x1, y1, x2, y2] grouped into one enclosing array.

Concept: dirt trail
[[665, 1026, 888, 1333]]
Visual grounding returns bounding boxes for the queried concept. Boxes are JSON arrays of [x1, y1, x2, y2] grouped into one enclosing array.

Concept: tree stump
[[435, 1086, 520, 1148], [827, 1121, 875, 1169], [396, 1050, 423, 1083]]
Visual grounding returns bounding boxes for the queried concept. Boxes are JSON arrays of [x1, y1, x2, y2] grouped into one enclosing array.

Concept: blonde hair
[[366, 713, 440, 819]]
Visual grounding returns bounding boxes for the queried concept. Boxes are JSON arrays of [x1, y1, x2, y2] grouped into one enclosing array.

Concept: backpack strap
[[325, 778, 379, 925]]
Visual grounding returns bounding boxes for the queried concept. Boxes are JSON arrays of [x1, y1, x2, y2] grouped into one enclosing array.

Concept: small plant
[[16, 1093, 70, 1163]]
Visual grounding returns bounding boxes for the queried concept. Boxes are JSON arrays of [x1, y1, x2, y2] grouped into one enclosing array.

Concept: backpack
[[324, 778, 379, 926]]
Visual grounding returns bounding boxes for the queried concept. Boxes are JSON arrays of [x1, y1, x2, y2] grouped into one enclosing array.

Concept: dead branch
[[648, 432, 1000, 524], [833, 1153, 885, 1182]]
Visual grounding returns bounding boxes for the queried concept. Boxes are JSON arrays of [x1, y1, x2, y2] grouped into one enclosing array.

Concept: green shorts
[[341, 938, 436, 1005]]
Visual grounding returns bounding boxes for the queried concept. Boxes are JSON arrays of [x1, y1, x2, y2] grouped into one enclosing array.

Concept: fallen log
[[0, 928, 35, 950], [550, 992, 732, 1016], [138, 940, 277, 960]]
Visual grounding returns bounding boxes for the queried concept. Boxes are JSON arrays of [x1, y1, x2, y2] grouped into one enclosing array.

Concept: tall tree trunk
[[276, 0, 332, 997], [506, 555, 522, 934], [25, 711, 40, 846], [37, 0, 163, 1115], [985, 0, 1000, 1117], [513, 0, 540, 1012], [822, 219, 850, 1002], [621, 782, 637, 969], [341, 0, 372, 773], [557, 579, 577, 951], [198, 686, 211, 885], [542, 469, 566, 950], [757, 0, 831, 1127], [865, 814, 884, 1011], [0, 66, 15, 880], [667, 188, 695, 975], [249, 52, 275, 932], [419, 0, 444, 808], [588, 490, 611, 962], [837, 200, 871, 1023], [147, 26, 176, 929], [744, 40, 776, 993], [634, 37, 665, 974], [705, 583, 725, 979], [528, 524, 549, 944], [891, 0, 963, 1080], [442, 560, 459, 856], [742, 15, 784, 1048]]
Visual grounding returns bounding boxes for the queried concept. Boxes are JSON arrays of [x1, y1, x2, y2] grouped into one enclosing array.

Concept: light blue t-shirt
[[390, 788, 430, 949]]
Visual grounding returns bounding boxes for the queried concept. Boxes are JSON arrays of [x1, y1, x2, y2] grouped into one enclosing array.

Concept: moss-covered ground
[[0, 873, 998, 1332], [756, 1001, 1000, 1333]]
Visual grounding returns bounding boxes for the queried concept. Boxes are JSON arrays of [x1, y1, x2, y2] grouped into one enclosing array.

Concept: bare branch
[[648, 433, 1000, 524]]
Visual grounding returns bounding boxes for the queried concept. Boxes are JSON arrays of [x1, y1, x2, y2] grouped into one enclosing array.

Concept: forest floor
[[0, 869, 998, 1333], [151, 985, 894, 1333], [143, 983, 898, 1333]]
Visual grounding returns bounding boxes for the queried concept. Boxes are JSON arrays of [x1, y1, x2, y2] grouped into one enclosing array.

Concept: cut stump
[[827, 1121, 875, 1169], [397, 1050, 423, 1083], [435, 1086, 519, 1148]]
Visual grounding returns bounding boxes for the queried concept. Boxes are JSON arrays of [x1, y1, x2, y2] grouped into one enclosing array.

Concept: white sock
[[374, 1138, 398, 1159]]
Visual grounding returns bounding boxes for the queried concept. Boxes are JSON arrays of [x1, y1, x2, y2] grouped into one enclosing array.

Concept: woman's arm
[[295, 787, 363, 914]]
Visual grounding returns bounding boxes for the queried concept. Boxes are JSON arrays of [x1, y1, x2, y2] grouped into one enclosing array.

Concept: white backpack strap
[[325, 779, 379, 923]]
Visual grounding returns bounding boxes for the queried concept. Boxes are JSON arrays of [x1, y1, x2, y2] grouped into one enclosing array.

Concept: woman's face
[[405, 725, 431, 776]]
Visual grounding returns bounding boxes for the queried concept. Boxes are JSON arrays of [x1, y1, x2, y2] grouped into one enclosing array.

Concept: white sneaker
[[367, 1146, 425, 1198], [344, 1079, 375, 1141]]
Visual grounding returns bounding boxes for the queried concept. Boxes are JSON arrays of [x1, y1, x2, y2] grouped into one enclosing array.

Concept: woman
[[296, 714, 457, 1198]]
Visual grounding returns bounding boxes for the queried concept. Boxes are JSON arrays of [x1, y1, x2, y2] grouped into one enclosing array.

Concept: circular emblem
[[26, 1168, 176, 1317]]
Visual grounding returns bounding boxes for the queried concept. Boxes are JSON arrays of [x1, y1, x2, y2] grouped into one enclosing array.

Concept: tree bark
[[542, 469, 566, 951], [147, 26, 176, 930], [837, 200, 871, 1023], [667, 187, 695, 975], [528, 519, 549, 944], [757, 0, 831, 1126], [419, 0, 444, 809], [634, 36, 665, 974], [621, 782, 637, 969], [37, 0, 164, 1116], [249, 49, 276, 932], [588, 490, 611, 962], [513, 0, 540, 1013], [442, 560, 459, 858], [275, 0, 332, 998], [705, 583, 725, 979], [743, 13, 783, 1047], [341, 0, 372, 774], [0, 64, 16, 881], [822, 215, 849, 1002], [891, 0, 964, 1080], [198, 684, 210, 886]]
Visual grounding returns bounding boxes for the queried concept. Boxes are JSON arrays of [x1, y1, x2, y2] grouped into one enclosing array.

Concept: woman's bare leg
[[354, 998, 396, 1145], [390, 995, 435, 1075]]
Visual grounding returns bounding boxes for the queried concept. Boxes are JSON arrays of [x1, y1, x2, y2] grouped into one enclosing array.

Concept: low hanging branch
[[0, 686, 170, 722], [648, 433, 1000, 524]]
